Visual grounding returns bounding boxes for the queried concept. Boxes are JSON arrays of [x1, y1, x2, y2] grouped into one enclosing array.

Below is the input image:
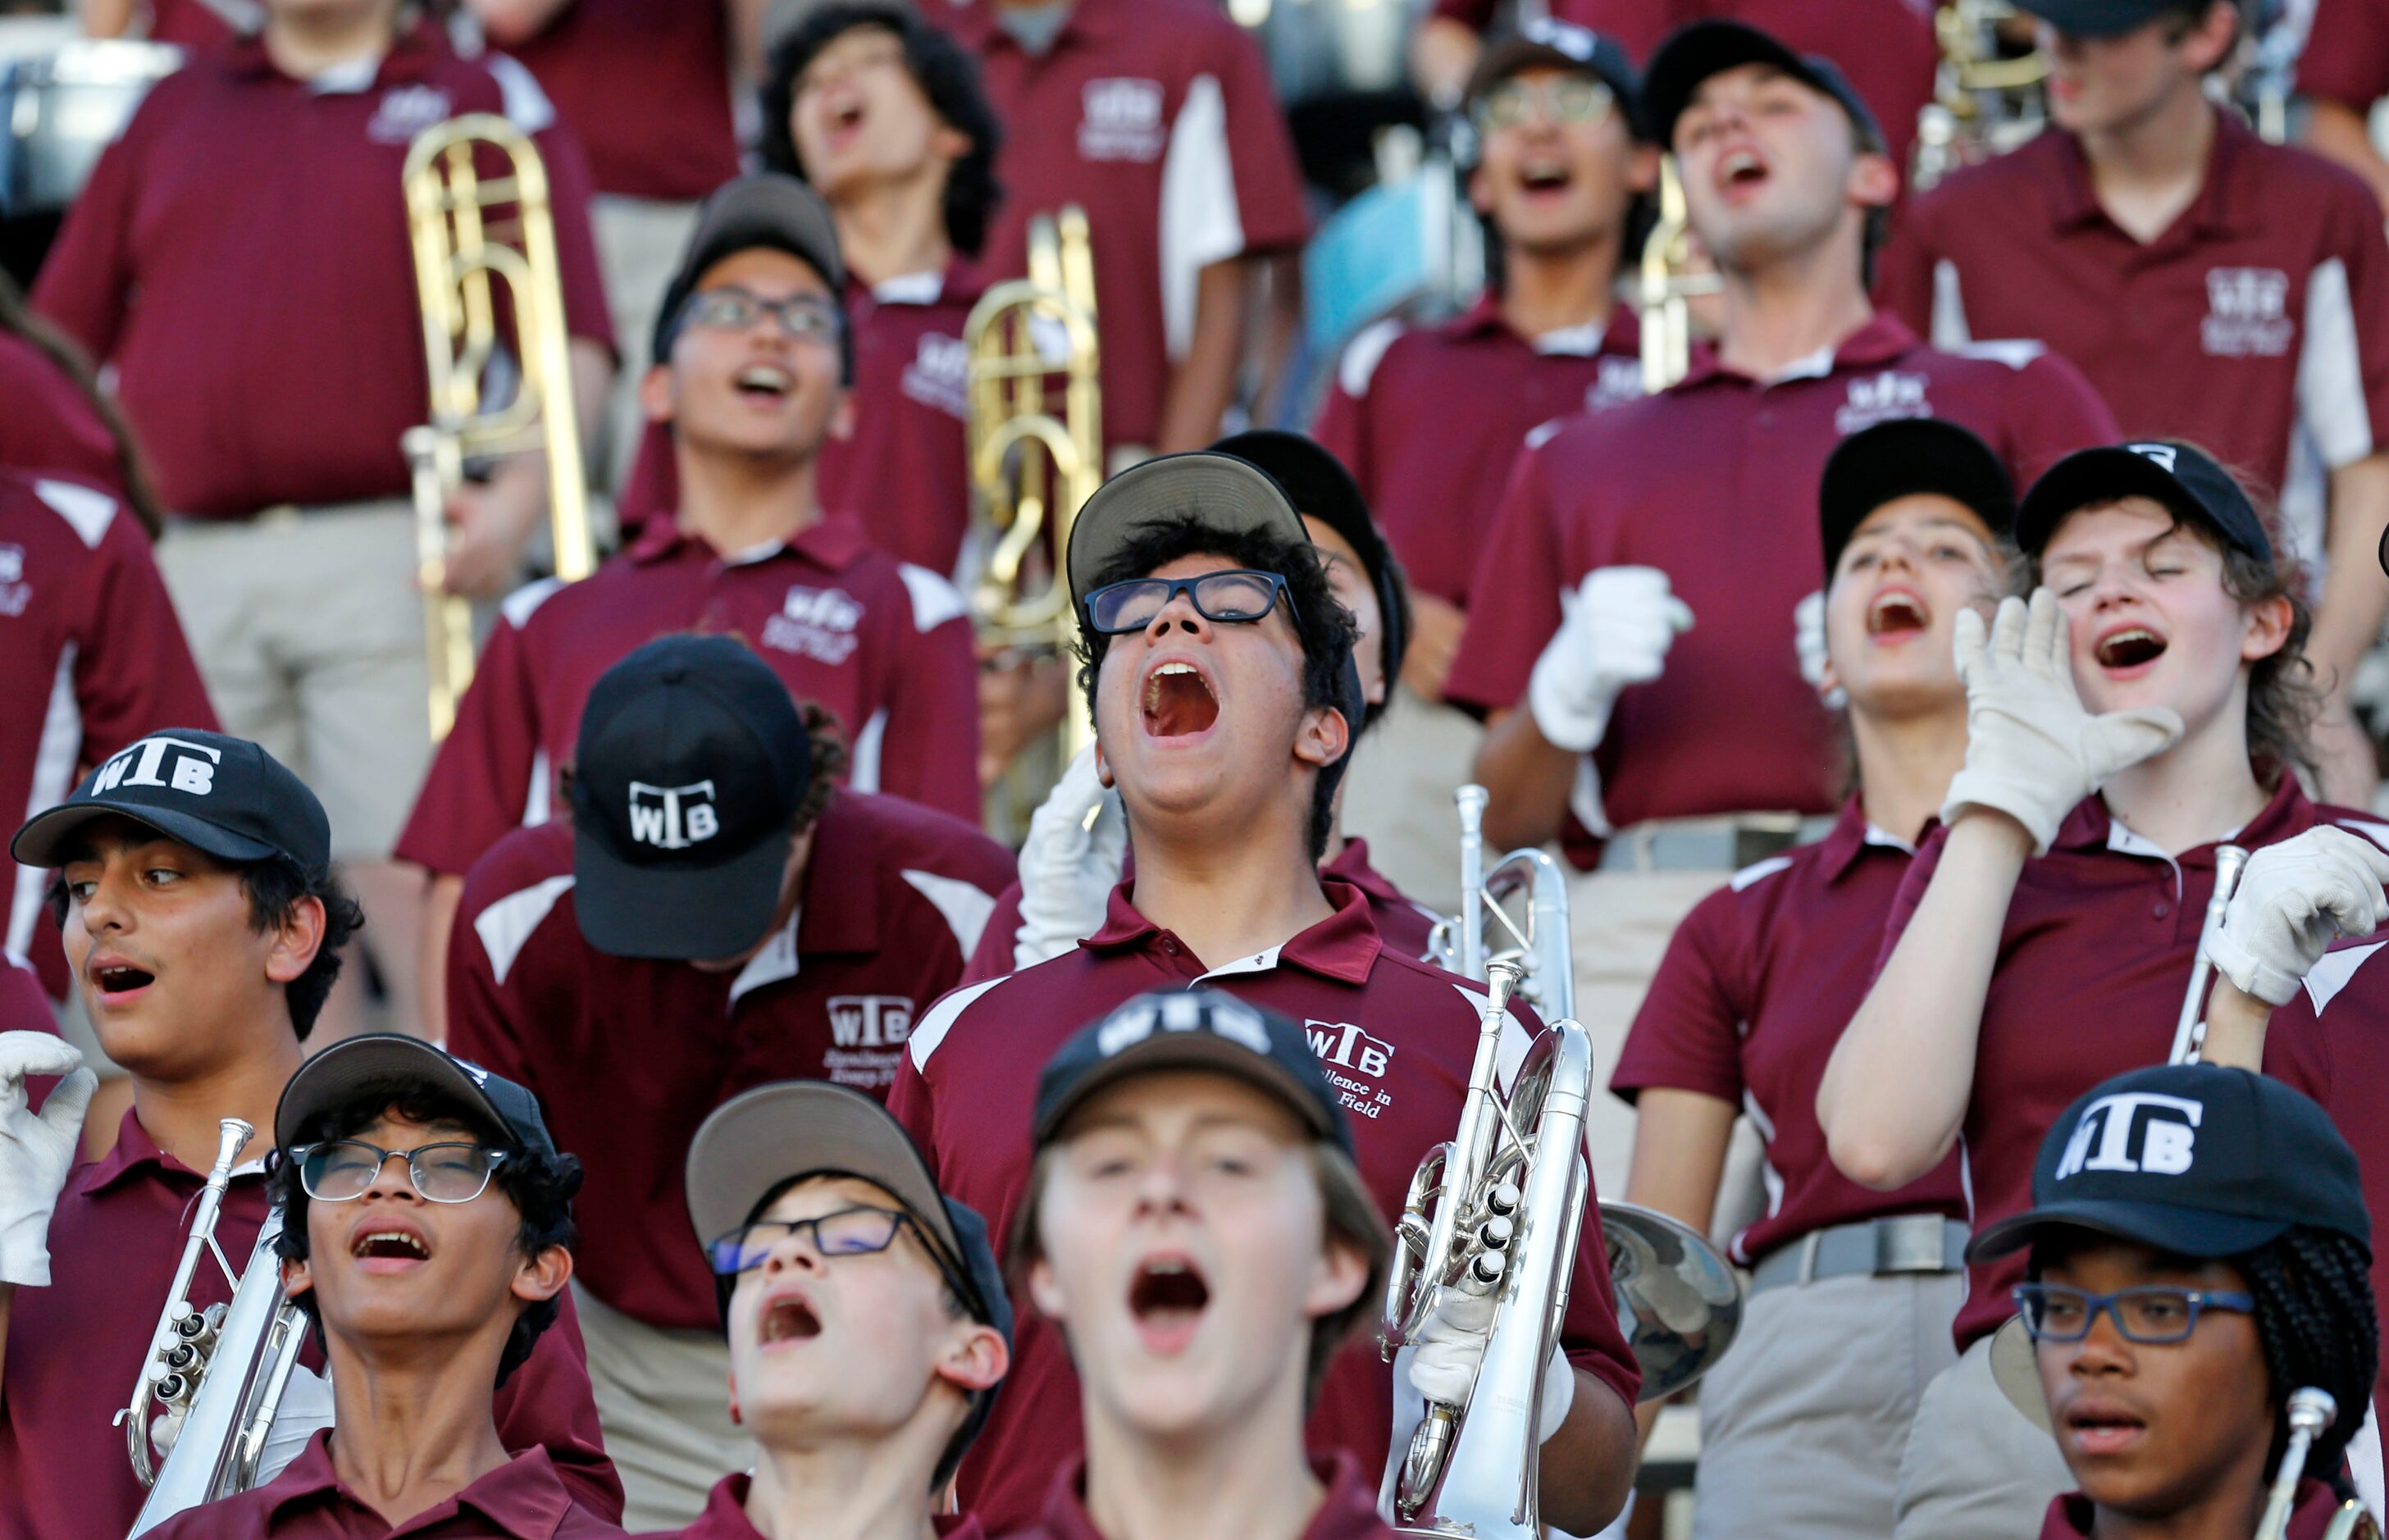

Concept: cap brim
[[572, 822, 792, 962], [2015, 447, 2217, 554], [1967, 1201, 2291, 1264], [1987, 1314, 2054, 1432], [275, 1033, 509, 1150], [684, 1081, 961, 1263], [11, 800, 280, 871], [1035, 1032, 1341, 1148], [1065, 453, 1311, 615]]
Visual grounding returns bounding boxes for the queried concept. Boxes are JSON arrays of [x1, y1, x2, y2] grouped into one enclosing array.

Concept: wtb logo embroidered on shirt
[[823, 995, 915, 1091], [0, 544, 27, 617], [902, 333, 970, 419], [1078, 78, 1165, 162], [764, 585, 864, 664], [626, 780, 719, 850], [1306, 1019, 1395, 1120], [2054, 1091, 2204, 1181], [1835, 371, 1931, 435], [1587, 357, 1645, 412], [367, 85, 454, 146], [93, 736, 221, 796], [2201, 267, 2293, 358]]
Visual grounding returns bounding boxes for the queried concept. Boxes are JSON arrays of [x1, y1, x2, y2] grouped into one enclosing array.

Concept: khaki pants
[[1694, 1269, 1963, 1539], [1339, 685, 1484, 915], [157, 504, 432, 860], [592, 194, 702, 494], [1894, 1332, 2074, 1539], [573, 1283, 753, 1531]]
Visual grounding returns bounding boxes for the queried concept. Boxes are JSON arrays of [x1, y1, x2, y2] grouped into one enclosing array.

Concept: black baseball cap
[[1642, 18, 1886, 153], [1210, 429, 1412, 726], [2015, 440, 2273, 561], [1466, 20, 1646, 139], [12, 729, 331, 875], [2008, 0, 2189, 39], [653, 173, 848, 365], [568, 636, 814, 962], [274, 1032, 562, 1162], [1970, 1064, 2371, 1265], [1065, 451, 1314, 621], [1033, 990, 1354, 1155], [1818, 418, 2017, 575]]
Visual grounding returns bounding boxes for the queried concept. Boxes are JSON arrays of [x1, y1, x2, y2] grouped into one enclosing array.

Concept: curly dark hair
[[2236, 1225, 2379, 1491], [1074, 522, 1360, 860], [45, 850, 362, 1041], [759, 3, 1005, 260], [268, 1078, 582, 1388]]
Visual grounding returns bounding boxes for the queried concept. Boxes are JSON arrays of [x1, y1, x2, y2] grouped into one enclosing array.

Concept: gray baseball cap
[[1064, 452, 1311, 623]]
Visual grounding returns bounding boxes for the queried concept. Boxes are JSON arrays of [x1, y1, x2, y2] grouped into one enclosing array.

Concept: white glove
[[1940, 590, 2182, 854], [1013, 745, 1128, 970], [1794, 590, 1845, 709], [1407, 1287, 1575, 1443], [1528, 567, 1694, 754], [2204, 827, 2389, 1005], [0, 1032, 96, 1287]]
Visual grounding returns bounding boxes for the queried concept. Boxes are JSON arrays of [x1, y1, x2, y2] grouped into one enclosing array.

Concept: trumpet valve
[[1465, 1250, 1506, 1292], [1486, 1180, 1522, 1216]]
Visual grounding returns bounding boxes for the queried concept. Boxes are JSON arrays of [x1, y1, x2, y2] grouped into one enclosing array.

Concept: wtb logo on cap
[[1096, 993, 1270, 1058], [92, 736, 221, 798], [627, 781, 721, 850], [2127, 443, 2179, 472], [2054, 1091, 2203, 1181]]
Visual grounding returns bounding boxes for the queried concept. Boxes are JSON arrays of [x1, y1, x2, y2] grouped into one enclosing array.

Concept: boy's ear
[[932, 1321, 1010, 1396], [512, 1243, 574, 1305]]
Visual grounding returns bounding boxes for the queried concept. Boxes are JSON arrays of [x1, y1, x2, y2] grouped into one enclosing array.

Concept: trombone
[[1912, 1, 2049, 193], [1635, 159, 1721, 392], [402, 114, 596, 741]]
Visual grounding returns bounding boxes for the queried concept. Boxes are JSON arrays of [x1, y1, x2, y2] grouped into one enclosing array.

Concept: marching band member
[[1881, 0, 2389, 806], [2299, 0, 2389, 211], [1446, 16, 2115, 1184], [1612, 417, 2010, 1538], [888, 451, 1642, 1534], [963, 430, 1434, 983], [618, 1, 1004, 582], [399, 174, 982, 1036], [652, 1079, 1013, 1540], [140, 1032, 623, 1539], [1001, 990, 1397, 1540], [1816, 439, 2389, 1538], [0, 730, 618, 1540], [1969, 1063, 2379, 1540], [951, 0, 1307, 459], [1313, 21, 1650, 908], [32, 0, 617, 1043], [445, 636, 1010, 1528]]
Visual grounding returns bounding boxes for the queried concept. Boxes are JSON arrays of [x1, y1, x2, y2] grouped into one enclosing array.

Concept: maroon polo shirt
[[2263, 933, 2389, 1424], [140, 0, 238, 48], [1880, 114, 2389, 548], [952, 0, 1308, 452], [490, 1, 741, 203], [139, 1428, 625, 1540], [1311, 298, 1644, 610], [394, 513, 982, 878], [2301, 0, 2389, 116], [618, 265, 985, 576], [2040, 1483, 2343, 1539], [1444, 313, 2114, 854], [1876, 781, 2385, 1353], [0, 1111, 622, 1540], [642, 1474, 986, 1540], [889, 879, 1640, 1533], [0, 331, 128, 496], [32, 24, 614, 517], [0, 472, 216, 1003], [448, 794, 1012, 1332], [1612, 796, 1967, 1264], [1004, 1453, 1393, 1540], [957, 836, 1445, 986]]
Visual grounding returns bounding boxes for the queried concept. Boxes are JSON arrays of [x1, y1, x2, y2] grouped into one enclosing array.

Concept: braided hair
[[2237, 1225, 2378, 1493]]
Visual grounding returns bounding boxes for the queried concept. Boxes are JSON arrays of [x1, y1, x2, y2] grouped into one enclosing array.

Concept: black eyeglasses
[[1083, 570, 1297, 636], [2013, 1282, 2257, 1345], [705, 1204, 925, 1278], [292, 1141, 508, 1204], [679, 287, 844, 344]]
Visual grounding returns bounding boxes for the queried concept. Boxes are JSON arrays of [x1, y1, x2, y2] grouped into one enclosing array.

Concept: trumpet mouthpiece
[[2289, 1387, 2338, 1433]]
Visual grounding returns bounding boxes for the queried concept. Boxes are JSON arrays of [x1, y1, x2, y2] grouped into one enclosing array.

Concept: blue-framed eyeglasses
[[706, 1204, 919, 1278], [2013, 1282, 2257, 1345]]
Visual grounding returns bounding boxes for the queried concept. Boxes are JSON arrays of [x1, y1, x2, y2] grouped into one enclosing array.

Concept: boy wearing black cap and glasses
[[1881, 0, 2389, 809], [0, 732, 619, 1540], [888, 451, 1642, 1535], [445, 634, 1010, 1529], [1005, 989, 1394, 1540], [139, 1032, 618, 1539], [400, 173, 983, 1039], [655, 1080, 1010, 1540], [1449, 16, 2115, 1189], [1967, 1064, 2379, 1539]]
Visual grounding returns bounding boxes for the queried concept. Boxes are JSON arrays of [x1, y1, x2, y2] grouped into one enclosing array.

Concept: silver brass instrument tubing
[[2169, 844, 2250, 1065]]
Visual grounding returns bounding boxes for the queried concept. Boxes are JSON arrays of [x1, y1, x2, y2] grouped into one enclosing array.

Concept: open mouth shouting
[[823, 92, 869, 153], [1715, 145, 1770, 200], [757, 1285, 823, 1350], [1141, 659, 1220, 740], [2092, 622, 2169, 677], [1866, 586, 1931, 642], [1128, 1253, 1210, 1356], [86, 951, 156, 1004], [733, 364, 794, 403], [1516, 157, 1576, 200], [349, 1216, 434, 1275]]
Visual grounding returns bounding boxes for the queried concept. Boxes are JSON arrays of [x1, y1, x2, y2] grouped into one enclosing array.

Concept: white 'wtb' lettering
[[625, 781, 720, 850], [91, 736, 222, 797], [2054, 1091, 2204, 1181]]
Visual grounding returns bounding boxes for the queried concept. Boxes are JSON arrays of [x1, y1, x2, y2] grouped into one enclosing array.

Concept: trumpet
[[1634, 159, 1720, 393], [2259, 1387, 2382, 1540], [120, 1119, 314, 1536], [402, 114, 596, 741], [1912, 1, 2049, 194], [2169, 844, 2250, 1065]]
